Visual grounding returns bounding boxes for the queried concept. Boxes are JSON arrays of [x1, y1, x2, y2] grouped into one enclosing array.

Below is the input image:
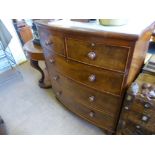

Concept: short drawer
[[50, 71, 121, 118], [66, 38, 130, 72], [50, 55, 124, 96], [51, 76, 116, 132], [38, 27, 65, 55]]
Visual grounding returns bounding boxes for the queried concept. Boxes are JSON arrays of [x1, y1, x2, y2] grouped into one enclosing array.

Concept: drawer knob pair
[[89, 111, 95, 118], [88, 51, 96, 60], [88, 74, 96, 82], [88, 96, 95, 102], [53, 75, 59, 81], [45, 40, 53, 45]]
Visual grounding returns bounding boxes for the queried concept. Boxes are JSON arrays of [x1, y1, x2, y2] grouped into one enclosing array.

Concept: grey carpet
[[0, 61, 104, 135]]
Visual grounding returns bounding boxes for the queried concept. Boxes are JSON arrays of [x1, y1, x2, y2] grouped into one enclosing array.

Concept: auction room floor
[[0, 61, 104, 135]]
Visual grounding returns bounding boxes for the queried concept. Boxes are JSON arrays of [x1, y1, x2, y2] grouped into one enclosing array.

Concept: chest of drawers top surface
[[36, 19, 155, 40]]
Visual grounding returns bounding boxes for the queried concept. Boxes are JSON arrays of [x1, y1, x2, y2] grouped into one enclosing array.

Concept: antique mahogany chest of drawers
[[117, 73, 155, 134], [36, 20, 155, 134]]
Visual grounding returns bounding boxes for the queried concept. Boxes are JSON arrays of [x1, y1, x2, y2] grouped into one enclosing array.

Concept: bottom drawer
[[117, 120, 153, 135], [52, 74, 117, 133]]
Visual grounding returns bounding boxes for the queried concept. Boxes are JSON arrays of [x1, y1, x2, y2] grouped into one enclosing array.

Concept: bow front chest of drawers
[[36, 20, 155, 134]]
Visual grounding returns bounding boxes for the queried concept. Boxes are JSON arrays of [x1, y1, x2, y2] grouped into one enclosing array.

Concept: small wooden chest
[[117, 73, 155, 135]]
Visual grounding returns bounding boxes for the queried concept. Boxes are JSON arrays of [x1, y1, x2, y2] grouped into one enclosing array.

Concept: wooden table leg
[[30, 60, 52, 89]]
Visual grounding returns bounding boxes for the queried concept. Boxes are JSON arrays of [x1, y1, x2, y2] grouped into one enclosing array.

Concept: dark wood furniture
[[117, 73, 155, 134], [36, 20, 155, 134], [23, 40, 51, 88]]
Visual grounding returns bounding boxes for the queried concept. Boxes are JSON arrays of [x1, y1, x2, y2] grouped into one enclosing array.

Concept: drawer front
[[51, 74, 116, 132], [38, 27, 65, 56], [66, 38, 130, 72], [120, 110, 155, 133], [50, 71, 121, 118], [117, 120, 153, 135], [49, 55, 124, 96], [122, 94, 155, 118]]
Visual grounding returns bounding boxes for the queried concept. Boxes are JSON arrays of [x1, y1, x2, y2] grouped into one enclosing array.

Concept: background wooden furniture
[[23, 40, 51, 88], [36, 20, 155, 134], [117, 73, 155, 134]]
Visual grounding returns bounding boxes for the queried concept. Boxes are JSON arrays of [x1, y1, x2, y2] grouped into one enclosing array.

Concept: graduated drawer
[[38, 27, 65, 56], [123, 96, 155, 119], [117, 120, 154, 135], [66, 38, 130, 72], [120, 110, 155, 133], [50, 71, 121, 118], [51, 74, 116, 132], [49, 55, 124, 96]]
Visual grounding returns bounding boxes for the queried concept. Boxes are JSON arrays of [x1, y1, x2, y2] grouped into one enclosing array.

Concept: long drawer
[[50, 73, 117, 132], [66, 37, 130, 72], [49, 70, 121, 118], [47, 55, 124, 96]]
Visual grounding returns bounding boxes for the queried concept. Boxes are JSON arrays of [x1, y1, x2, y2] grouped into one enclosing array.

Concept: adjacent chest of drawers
[[117, 73, 155, 134], [36, 20, 155, 134]]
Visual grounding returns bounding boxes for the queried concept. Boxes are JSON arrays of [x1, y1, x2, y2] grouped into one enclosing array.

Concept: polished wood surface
[[117, 73, 155, 134], [23, 40, 51, 88], [66, 37, 130, 72], [24, 40, 45, 60], [36, 20, 155, 134]]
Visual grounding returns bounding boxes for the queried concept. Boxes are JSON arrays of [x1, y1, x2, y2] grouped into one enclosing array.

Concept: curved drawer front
[[50, 55, 124, 96], [51, 74, 116, 131], [66, 38, 130, 72], [38, 27, 65, 56], [50, 71, 121, 118]]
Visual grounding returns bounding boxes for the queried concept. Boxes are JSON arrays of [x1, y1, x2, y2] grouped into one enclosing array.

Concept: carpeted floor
[[0, 61, 104, 135]]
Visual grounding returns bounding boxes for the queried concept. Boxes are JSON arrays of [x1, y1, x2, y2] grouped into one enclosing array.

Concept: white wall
[[1, 19, 27, 65]]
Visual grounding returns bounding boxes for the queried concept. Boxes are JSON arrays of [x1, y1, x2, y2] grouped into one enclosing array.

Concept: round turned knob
[[56, 91, 61, 96], [89, 111, 95, 118], [45, 40, 53, 45], [144, 103, 151, 108], [49, 58, 55, 64], [53, 75, 59, 81], [88, 51, 96, 60], [141, 115, 149, 122], [88, 96, 95, 102], [142, 83, 151, 89], [124, 106, 129, 110], [91, 43, 95, 47], [136, 125, 141, 129], [88, 74, 96, 82]]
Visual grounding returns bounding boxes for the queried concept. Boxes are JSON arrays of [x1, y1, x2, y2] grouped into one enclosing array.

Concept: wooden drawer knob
[[53, 75, 59, 81], [91, 43, 95, 47], [56, 91, 61, 97], [89, 111, 95, 118], [45, 40, 53, 45], [49, 58, 55, 64], [88, 96, 95, 102], [124, 106, 129, 110], [88, 74, 96, 82], [144, 103, 151, 108], [141, 115, 149, 122], [88, 51, 96, 60]]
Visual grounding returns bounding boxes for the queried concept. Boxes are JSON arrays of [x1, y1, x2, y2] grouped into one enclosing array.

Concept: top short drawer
[[38, 28, 65, 56], [66, 38, 130, 72]]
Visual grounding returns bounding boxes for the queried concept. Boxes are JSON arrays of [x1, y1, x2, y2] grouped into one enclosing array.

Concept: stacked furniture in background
[[36, 20, 155, 134], [117, 55, 155, 134]]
